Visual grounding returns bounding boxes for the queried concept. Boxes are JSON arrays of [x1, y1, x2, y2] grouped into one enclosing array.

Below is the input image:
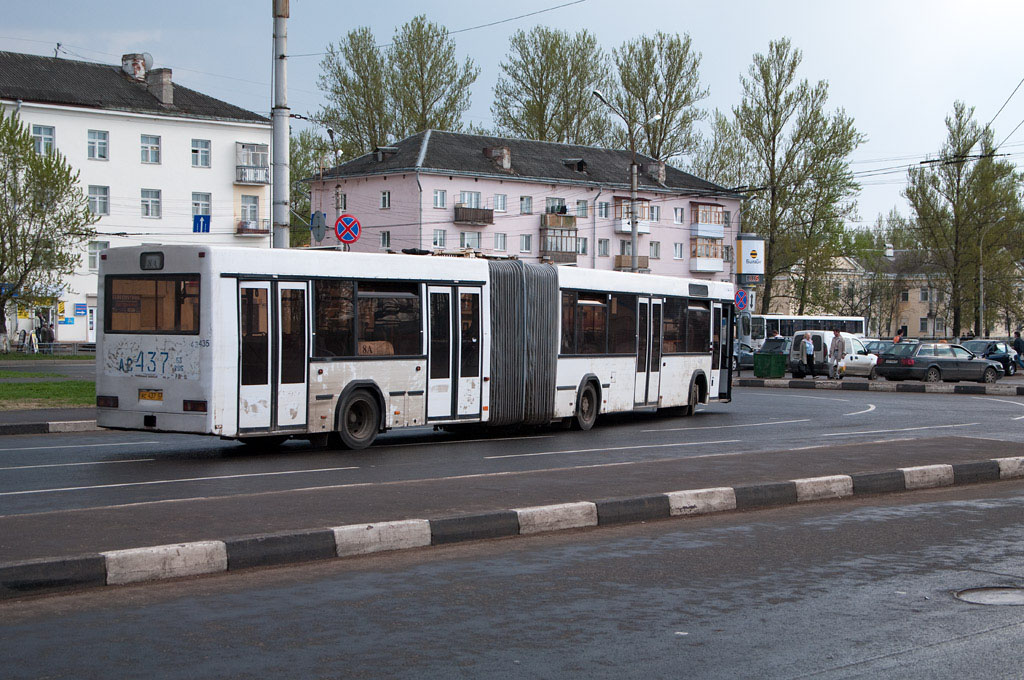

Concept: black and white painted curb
[[735, 377, 1024, 396], [3, 456, 1022, 599], [0, 420, 97, 436]]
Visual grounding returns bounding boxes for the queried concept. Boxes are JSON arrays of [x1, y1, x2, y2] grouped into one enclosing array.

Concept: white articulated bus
[[737, 312, 866, 350], [96, 246, 735, 448]]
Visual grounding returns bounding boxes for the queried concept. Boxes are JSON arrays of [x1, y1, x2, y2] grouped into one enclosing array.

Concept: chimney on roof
[[121, 53, 147, 81], [374, 146, 399, 162], [484, 146, 511, 170], [645, 160, 666, 184], [146, 68, 173, 106]]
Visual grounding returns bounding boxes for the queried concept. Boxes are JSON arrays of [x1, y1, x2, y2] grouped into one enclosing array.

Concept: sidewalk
[[0, 408, 97, 435]]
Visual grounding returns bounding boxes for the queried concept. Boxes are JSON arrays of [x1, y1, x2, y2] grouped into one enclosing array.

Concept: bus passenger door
[[718, 304, 732, 399], [634, 297, 662, 406], [276, 282, 308, 429], [239, 282, 272, 431], [457, 287, 482, 417], [428, 287, 454, 420], [709, 303, 723, 396]]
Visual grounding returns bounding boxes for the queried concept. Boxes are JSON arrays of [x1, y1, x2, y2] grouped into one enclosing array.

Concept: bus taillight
[[183, 400, 208, 413], [96, 395, 118, 408]]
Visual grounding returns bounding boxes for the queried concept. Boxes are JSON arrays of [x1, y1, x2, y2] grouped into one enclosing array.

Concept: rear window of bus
[[105, 276, 200, 334]]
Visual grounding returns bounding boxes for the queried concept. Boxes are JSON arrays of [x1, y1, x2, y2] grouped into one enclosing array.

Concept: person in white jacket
[[828, 329, 844, 379]]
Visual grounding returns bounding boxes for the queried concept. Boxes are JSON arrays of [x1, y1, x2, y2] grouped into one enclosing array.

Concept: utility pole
[[271, 0, 290, 249], [629, 161, 639, 272]]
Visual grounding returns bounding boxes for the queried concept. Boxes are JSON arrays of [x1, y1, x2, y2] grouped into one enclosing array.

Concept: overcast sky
[[3, 0, 1024, 225]]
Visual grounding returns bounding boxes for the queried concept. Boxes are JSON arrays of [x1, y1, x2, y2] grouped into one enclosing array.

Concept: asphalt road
[[2, 387, 1024, 561], [3, 481, 1023, 679]]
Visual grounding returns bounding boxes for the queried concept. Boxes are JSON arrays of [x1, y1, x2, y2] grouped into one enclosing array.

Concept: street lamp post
[[592, 90, 660, 273]]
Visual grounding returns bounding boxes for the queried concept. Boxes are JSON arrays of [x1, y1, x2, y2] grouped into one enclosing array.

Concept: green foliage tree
[[730, 38, 864, 314], [289, 129, 332, 247], [317, 27, 394, 158], [491, 27, 612, 145], [611, 32, 709, 161], [903, 101, 1024, 337], [0, 110, 96, 344], [389, 16, 479, 139], [687, 110, 751, 190]]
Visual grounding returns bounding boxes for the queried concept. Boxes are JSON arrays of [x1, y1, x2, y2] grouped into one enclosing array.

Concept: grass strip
[[0, 353, 94, 361], [0, 381, 95, 410], [0, 370, 63, 379]]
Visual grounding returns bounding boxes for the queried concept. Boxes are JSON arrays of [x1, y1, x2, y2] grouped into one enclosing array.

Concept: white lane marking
[[970, 396, 1024, 420], [644, 418, 810, 433], [393, 434, 555, 448], [0, 466, 360, 497], [0, 458, 155, 471], [0, 441, 159, 453], [781, 393, 850, 402], [823, 423, 978, 437], [844, 404, 876, 416], [485, 439, 742, 460]]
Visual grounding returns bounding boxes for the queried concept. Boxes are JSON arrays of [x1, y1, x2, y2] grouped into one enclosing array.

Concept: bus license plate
[[139, 389, 163, 401]]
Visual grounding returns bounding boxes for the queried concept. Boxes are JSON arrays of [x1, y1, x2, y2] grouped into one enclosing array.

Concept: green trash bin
[[753, 352, 787, 378]]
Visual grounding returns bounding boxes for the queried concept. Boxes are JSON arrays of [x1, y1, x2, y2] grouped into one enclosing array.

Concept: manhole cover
[[954, 587, 1024, 606]]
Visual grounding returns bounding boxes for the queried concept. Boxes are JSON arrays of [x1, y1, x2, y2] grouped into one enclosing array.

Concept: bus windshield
[[751, 316, 765, 340], [105, 276, 200, 334]]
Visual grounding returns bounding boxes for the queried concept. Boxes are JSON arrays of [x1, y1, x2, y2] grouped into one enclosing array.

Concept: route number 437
[[119, 351, 171, 375]]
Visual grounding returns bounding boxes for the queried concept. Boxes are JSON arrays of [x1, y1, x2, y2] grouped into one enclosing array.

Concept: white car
[[790, 330, 877, 378]]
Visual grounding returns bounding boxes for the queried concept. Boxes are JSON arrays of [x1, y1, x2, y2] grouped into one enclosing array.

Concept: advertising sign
[[736, 233, 765, 285]]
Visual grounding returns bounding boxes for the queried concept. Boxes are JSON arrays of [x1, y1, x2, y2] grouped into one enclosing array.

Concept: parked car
[[875, 342, 1004, 383], [757, 336, 792, 356], [732, 342, 755, 371], [961, 339, 1018, 376], [788, 330, 875, 378], [864, 338, 894, 355]]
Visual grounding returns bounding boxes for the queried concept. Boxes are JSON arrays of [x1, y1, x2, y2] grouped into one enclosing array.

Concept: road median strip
[[736, 377, 1024, 396], [3, 455, 1023, 599]]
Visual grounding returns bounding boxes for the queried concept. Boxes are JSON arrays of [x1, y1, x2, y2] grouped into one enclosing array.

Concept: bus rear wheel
[[336, 389, 380, 450], [574, 382, 598, 430], [685, 380, 700, 417]]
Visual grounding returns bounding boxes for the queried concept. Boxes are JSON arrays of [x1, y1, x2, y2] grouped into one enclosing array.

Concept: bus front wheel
[[336, 389, 380, 450], [574, 382, 599, 430]]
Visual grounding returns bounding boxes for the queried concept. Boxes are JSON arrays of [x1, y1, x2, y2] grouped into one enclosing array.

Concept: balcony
[[454, 205, 494, 225], [690, 221, 725, 239], [235, 165, 270, 184], [540, 213, 577, 229], [540, 227, 578, 265], [236, 219, 271, 237], [614, 255, 650, 271], [689, 257, 724, 273], [614, 218, 651, 235]]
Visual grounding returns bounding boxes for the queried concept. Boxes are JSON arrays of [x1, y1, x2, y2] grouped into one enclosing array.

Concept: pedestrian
[[829, 329, 844, 379], [1013, 331, 1024, 369], [893, 332, 902, 344], [45, 323, 55, 353], [802, 332, 815, 378]]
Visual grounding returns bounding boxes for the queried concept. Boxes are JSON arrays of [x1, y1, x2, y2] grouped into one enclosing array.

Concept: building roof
[[317, 130, 735, 197], [0, 51, 268, 124]]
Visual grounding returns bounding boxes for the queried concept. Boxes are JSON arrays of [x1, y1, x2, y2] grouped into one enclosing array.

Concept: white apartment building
[[0, 50, 272, 343]]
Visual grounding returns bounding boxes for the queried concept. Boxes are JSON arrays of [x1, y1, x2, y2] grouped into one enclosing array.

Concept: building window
[[380, 191, 391, 209], [724, 245, 734, 262], [335, 189, 347, 211], [598, 239, 610, 257], [140, 134, 161, 163], [237, 142, 269, 167], [141, 189, 161, 218], [87, 186, 109, 215], [936, 318, 946, 335], [494, 194, 507, 212], [380, 231, 391, 249], [461, 231, 481, 249], [545, 197, 566, 214], [919, 317, 929, 333], [673, 242, 684, 259], [459, 191, 481, 209], [578, 237, 588, 255], [87, 130, 108, 160], [598, 202, 610, 218], [494, 232, 507, 251], [87, 241, 109, 271], [433, 229, 447, 248], [937, 290, 945, 302], [32, 125, 54, 154], [650, 241, 661, 259], [192, 192, 211, 216], [191, 139, 211, 168], [576, 200, 588, 218], [693, 204, 724, 225], [650, 205, 660, 222], [240, 195, 259, 221], [723, 210, 731, 227], [674, 207, 684, 224], [900, 289, 909, 302], [920, 288, 929, 302], [433, 189, 446, 208], [620, 240, 632, 256], [520, 234, 532, 253], [691, 238, 723, 258], [520, 196, 533, 214]]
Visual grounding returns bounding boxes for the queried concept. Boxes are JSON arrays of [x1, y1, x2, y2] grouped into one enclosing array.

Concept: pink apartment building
[[307, 130, 741, 282]]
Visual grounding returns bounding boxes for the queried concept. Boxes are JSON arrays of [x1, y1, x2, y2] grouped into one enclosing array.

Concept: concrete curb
[[735, 378, 1024, 396], [0, 420, 98, 436], [3, 455, 1023, 599]]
